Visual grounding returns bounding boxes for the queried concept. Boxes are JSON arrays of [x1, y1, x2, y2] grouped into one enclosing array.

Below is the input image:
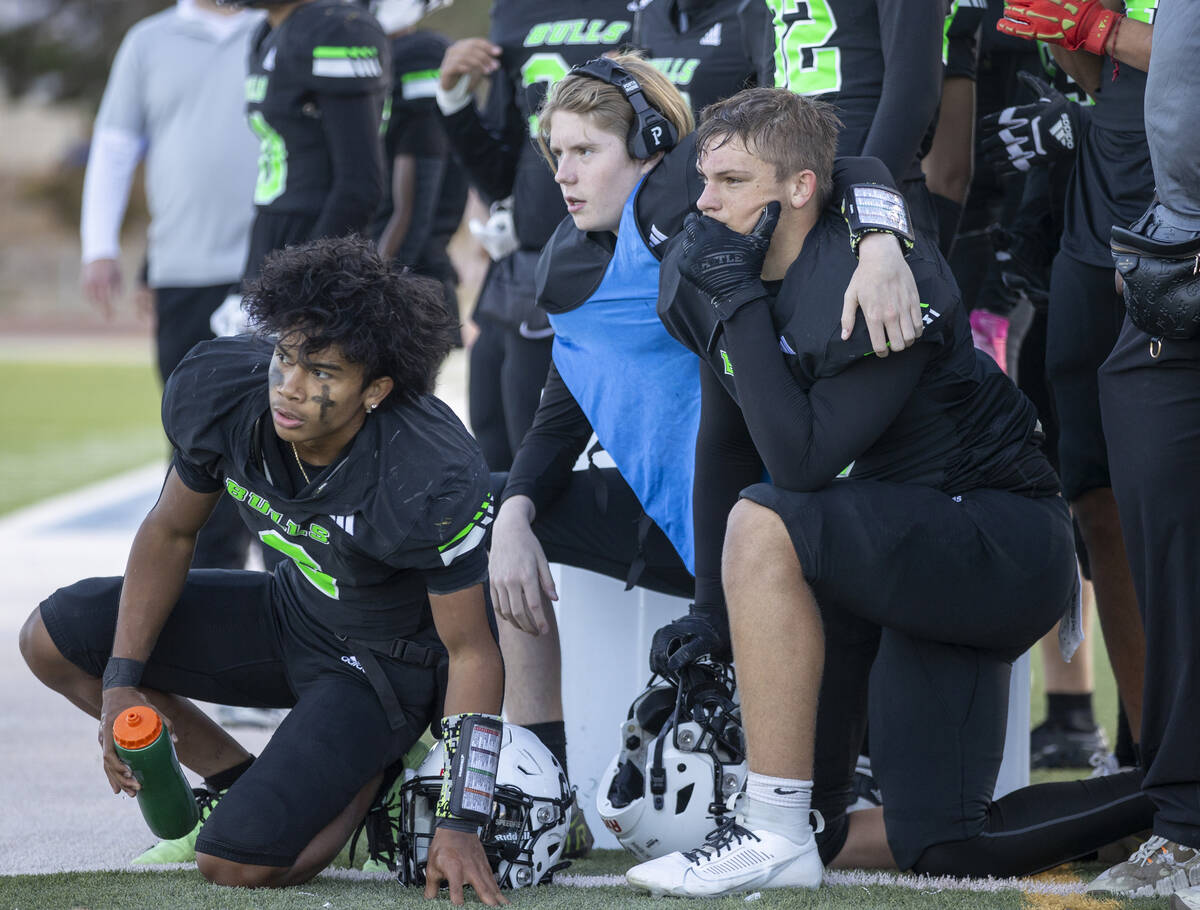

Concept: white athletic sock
[[742, 772, 813, 844]]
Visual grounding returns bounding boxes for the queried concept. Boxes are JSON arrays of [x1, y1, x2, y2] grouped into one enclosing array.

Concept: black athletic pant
[[1101, 316, 1200, 850], [40, 571, 435, 866], [468, 320, 553, 472], [740, 479, 1152, 873], [491, 469, 693, 599], [154, 285, 250, 570], [1046, 251, 1127, 501]]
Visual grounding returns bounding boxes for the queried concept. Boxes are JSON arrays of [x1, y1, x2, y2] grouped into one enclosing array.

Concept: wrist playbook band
[[842, 184, 915, 254], [102, 656, 146, 690], [436, 713, 503, 827]]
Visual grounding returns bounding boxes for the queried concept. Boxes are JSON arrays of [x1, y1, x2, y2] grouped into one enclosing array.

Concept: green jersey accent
[[720, 349, 735, 376], [767, 0, 842, 96], [521, 52, 571, 133], [522, 19, 631, 47], [248, 110, 288, 206], [436, 496, 495, 566], [260, 529, 340, 599]]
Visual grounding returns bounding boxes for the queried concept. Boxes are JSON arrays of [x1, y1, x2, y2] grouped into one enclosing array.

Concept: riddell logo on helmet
[[604, 818, 623, 833]]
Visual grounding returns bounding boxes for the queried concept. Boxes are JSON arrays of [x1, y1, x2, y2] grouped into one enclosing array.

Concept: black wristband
[[435, 816, 481, 834], [102, 657, 146, 690]]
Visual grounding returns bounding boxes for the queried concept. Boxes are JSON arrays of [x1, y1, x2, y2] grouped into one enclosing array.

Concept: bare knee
[[722, 499, 797, 596], [19, 607, 74, 686], [197, 853, 296, 888]]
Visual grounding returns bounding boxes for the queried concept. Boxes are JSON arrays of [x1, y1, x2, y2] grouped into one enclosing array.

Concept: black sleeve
[[831, 155, 899, 193], [439, 70, 524, 204], [739, 0, 775, 87], [170, 451, 223, 494], [389, 468, 493, 595], [720, 301, 934, 491], [692, 362, 764, 613], [310, 91, 386, 239], [501, 362, 594, 515], [867, 0, 946, 180], [392, 102, 447, 158], [394, 155, 446, 266]]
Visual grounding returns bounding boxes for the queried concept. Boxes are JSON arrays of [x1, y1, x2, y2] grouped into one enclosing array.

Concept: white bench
[[547, 564, 1031, 850]]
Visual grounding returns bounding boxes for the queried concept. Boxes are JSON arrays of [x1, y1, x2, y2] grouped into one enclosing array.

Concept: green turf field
[[0, 855, 1172, 910], [0, 359, 164, 514]]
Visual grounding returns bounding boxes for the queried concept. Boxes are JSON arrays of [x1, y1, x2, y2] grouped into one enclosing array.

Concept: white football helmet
[[398, 724, 573, 889], [371, 0, 453, 33], [597, 662, 747, 861]]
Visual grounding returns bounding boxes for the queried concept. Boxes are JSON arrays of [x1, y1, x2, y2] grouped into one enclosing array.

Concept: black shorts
[[40, 570, 437, 867], [1046, 250, 1127, 500], [740, 480, 1076, 869], [493, 468, 694, 599]]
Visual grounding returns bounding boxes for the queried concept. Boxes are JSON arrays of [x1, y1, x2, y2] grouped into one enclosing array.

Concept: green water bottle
[[112, 705, 199, 839]]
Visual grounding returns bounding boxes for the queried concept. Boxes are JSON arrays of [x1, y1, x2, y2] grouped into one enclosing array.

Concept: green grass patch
[[0, 856, 1172, 910], [0, 361, 165, 514]]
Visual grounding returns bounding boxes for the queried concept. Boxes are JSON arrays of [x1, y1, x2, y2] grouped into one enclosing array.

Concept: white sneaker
[[1174, 885, 1200, 910], [625, 815, 823, 898]]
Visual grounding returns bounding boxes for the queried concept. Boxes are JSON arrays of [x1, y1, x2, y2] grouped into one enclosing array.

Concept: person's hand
[[678, 202, 781, 320], [423, 826, 509, 906], [99, 688, 173, 796], [842, 232, 922, 356], [81, 258, 122, 319], [439, 38, 501, 91], [997, 0, 1118, 55], [650, 612, 731, 676], [979, 72, 1079, 177], [489, 499, 557, 636]]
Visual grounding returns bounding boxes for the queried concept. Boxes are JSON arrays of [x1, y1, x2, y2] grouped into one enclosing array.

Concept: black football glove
[[979, 71, 1080, 177], [677, 202, 781, 320], [649, 608, 731, 676]]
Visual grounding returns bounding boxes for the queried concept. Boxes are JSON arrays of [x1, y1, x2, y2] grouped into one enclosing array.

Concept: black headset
[[569, 57, 679, 160]]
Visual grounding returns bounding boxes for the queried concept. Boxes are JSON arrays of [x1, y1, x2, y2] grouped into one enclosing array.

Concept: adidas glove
[[979, 72, 1080, 177], [650, 608, 731, 676], [996, 0, 1119, 55], [678, 202, 780, 321]]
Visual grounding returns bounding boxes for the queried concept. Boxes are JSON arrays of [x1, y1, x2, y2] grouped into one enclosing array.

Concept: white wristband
[[435, 74, 474, 116]]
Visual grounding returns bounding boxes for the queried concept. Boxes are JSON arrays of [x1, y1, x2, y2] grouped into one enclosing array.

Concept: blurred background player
[[80, 0, 261, 571], [631, 0, 770, 117], [996, 0, 1154, 775], [371, 0, 468, 345], [210, 0, 390, 339], [434, 1, 634, 474], [922, 0, 988, 257], [761, 0, 947, 243]]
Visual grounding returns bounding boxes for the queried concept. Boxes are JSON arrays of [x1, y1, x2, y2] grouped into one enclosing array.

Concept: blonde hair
[[536, 53, 694, 167]]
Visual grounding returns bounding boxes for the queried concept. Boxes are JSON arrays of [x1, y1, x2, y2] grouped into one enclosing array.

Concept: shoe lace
[[1130, 835, 1172, 866], [193, 787, 222, 821], [1088, 751, 1121, 778], [350, 787, 401, 871], [682, 815, 760, 865]]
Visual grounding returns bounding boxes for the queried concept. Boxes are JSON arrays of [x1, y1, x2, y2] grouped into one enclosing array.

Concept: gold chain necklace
[[290, 441, 311, 485]]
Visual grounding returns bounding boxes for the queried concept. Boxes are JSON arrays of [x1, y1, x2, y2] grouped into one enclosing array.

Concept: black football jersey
[[658, 213, 1057, 496], [443, 1, 634, 250], [631, 0, 766, 115], [1059, 1, 1155, 267], [163, 336, 492, 642], [763, 0, 945, 181], [245, 0, 389, 216], [374, 29, 468, 257]]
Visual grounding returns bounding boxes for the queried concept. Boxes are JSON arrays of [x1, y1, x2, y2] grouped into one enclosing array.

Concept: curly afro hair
[[243, 234, 456, 401]]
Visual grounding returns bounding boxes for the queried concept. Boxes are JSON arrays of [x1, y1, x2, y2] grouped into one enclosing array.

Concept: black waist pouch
[[1111, 209, 1200, 340]]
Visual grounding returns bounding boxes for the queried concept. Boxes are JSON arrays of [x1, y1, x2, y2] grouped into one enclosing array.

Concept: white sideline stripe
[[554, 870, 1087, 894], [0, 461, 167, 535]]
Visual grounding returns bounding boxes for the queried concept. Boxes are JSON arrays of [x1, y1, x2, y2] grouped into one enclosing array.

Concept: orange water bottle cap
[[113, 705, 163, 750]]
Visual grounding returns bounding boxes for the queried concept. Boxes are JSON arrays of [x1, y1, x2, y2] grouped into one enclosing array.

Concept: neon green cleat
[[131, 788, 221, 865]]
